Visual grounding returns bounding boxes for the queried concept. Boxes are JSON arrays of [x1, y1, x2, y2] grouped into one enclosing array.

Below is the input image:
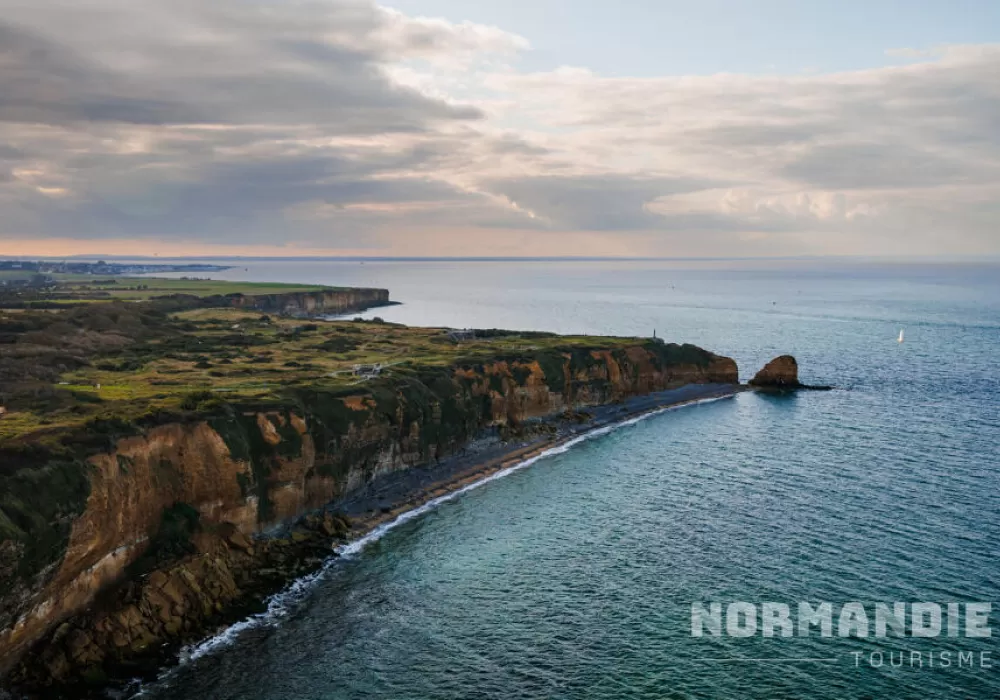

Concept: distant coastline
[[0, 259, 231, 275], [5, 255, 998, 264]]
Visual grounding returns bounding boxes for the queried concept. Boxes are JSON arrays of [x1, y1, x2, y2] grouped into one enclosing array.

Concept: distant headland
[[0, 258, 232, 278], [0, 274, 806, 697]]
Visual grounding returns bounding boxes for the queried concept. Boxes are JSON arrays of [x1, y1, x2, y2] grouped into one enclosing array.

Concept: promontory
[[0, 274, 750, 697]]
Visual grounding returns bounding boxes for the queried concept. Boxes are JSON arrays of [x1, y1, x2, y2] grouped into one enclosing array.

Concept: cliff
[[0, 340, 736, 685], [224, 288, 392, 316]]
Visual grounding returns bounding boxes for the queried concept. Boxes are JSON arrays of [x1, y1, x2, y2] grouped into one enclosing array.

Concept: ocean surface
[[138, 259, 1000, 699]]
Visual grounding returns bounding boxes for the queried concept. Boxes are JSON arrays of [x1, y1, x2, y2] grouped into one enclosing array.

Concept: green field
[[62, 277, 336, 300], [0, 298, 647, 445], [0, 275, 340, 306]]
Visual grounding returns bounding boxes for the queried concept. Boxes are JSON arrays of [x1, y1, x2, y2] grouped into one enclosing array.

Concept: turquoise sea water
[[141, 259, 1000, 699]]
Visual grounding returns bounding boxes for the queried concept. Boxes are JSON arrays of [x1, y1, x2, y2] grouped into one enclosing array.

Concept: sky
[[0, 0, 998, 258]]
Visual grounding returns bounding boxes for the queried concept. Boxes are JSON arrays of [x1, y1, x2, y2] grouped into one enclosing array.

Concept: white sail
[[898, 328, 904, 343]]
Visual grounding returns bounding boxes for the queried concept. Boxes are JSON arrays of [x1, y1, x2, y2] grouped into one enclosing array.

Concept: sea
[[132, 258, 999, 700]]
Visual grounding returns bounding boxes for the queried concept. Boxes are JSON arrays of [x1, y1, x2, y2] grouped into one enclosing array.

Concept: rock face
[[226, 288, 391, 316], [749, 355, 832, 391], [749, 355, 800, 389], [8, 514, 351, 694], [0, 341, 737, 685]]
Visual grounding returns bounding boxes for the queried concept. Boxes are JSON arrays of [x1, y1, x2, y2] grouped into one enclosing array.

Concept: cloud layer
[[1, 1, 998, 256]]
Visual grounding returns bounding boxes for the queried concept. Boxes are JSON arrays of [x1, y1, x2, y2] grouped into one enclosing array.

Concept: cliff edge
[[0, 319, 737, 692], [226, 288, 392, 317]]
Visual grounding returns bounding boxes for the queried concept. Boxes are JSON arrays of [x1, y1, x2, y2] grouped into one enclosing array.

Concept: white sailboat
[[897, 328, 904, 343]]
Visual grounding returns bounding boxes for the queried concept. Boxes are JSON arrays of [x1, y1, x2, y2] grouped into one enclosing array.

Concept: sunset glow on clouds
[[1, 0, 998, 257]]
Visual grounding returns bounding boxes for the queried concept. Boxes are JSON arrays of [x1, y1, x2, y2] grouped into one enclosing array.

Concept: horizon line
[[3, 254, 998, 263]]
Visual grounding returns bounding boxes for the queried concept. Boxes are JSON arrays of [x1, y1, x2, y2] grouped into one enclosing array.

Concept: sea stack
[[749, 355, 832, 391], [749, 355, 801, 389]]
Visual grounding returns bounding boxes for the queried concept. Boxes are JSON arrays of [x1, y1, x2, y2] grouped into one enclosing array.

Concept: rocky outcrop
[[7, 514, 351, 694], [225, 288, 392, 317], [749, 355, 800, 389], [0, 341, 736, 687], [749, 355, 831, 391], [0, 423, 258, 671]]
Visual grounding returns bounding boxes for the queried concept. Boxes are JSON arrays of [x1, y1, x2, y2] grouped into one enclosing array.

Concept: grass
[[0, 306, 643, 444], [53, 277, 337, 301], [0, 275, 346, 308], [0, 270, 35, 281]]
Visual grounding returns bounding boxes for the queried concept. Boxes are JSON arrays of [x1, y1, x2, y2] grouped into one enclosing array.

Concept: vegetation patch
[[268, 412, 304, 459], [0, 457, 91, 587], [510, 364, 533, 385], [126, 502, 201, 577], [535, 351, 568, 394], [649, 342, 713, 369]]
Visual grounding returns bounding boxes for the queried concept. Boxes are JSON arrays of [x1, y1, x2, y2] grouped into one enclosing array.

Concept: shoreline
[[337, 383, 745, 551], [171, 384, 745, 672], [8, 383, 746, 699]]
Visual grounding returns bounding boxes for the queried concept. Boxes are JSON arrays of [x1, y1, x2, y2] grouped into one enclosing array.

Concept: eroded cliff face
[[0, 342, 736, 675], [226, 288, 391, 316], [0, 424, 259, 674]]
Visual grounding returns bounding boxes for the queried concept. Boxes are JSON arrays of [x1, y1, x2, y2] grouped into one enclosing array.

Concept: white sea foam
[[158, 392, 735, 676], [338, 394, 733, 557], [173, 554, 339, 668]]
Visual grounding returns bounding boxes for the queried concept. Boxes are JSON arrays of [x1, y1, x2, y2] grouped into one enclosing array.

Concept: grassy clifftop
[[0, 297, 728, 562], [0, 304, 673, 446], [0, 274, 339, 304], [0, 291, 737, 679]]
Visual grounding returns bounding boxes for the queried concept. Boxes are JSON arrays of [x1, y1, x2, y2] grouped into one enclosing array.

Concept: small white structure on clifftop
[[352, 363, 383, 379], [447, 329, 476, 342]]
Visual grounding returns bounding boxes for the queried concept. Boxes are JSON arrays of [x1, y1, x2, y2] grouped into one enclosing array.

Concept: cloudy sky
[[1, 0, 998, 258]]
